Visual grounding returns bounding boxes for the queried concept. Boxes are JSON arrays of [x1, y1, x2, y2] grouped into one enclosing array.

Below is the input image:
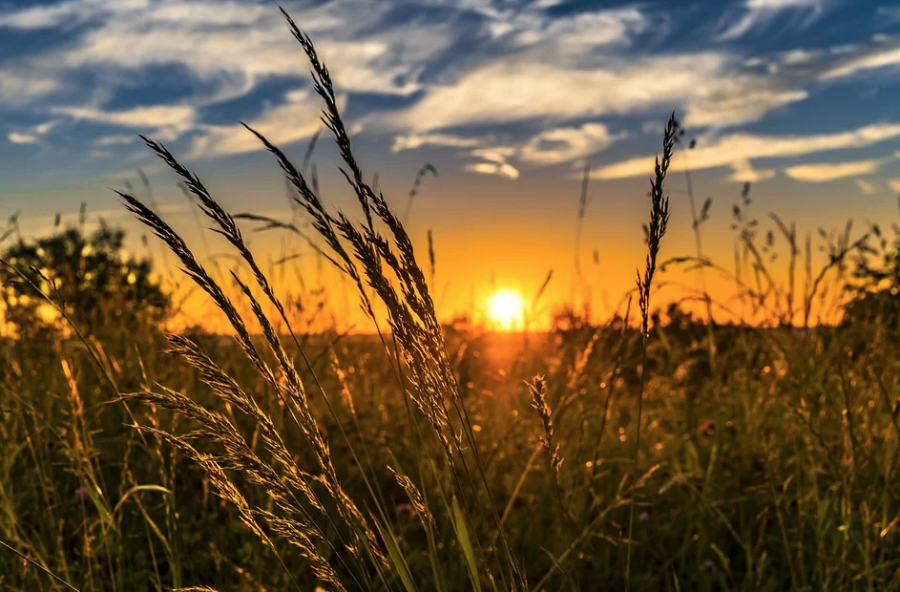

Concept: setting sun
[[487, 289, 525, 331]]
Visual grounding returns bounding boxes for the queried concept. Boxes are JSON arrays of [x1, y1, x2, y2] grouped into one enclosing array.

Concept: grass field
[[2, 7, 900, 592]]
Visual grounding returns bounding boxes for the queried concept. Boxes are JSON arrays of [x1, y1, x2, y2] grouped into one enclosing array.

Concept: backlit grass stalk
[[527, 375, 565, 516], [572, 163, 590, 310], [625, 113, 675, 591], [403, 164, 438, 227], [276, 10, 525, 587], [117, 193, 383, 589], [127, 133, 393, 576]]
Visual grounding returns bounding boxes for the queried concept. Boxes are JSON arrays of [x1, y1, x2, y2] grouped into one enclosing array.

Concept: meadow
[[2, 8, 900, 592]]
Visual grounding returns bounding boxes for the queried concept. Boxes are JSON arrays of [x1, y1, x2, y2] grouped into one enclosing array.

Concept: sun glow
[[487, 289, 525, 331]]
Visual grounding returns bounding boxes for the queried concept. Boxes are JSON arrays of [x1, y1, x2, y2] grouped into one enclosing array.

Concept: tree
[[1, 225, 169, 337]]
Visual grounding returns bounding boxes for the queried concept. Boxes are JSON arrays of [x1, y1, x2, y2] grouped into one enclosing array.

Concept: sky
[[2, 0, 900, 330]]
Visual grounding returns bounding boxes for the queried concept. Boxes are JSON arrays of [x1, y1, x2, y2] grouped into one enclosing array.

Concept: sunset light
[[487, 289, 525, 331], [4, 1, 900, 589]]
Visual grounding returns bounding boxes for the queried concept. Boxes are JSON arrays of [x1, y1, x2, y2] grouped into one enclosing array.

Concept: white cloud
[[520, 123, 622, 165], [501, 8, 647, 52], [0, 0, 147, 29], [785, 159, 883, 182], [392, 133, 483, 152], [51, 105, 196, 128], [470, 146, 517, 164], [855, 179, 876, 195], [93, 134, 136, 146], [465, 162, 520, 179], [888, 178, 900, 193], [820, 45, 900, 80], [595, 122, 900, 180], [34, 121, 59, 135], [0, 69, 61, 104], [398, 53, 806, 132], [11, 0, 445, 105], [0, 0, 454, 154], [8, 132, 39, 144], [5, 119, 61, 146], [395, 124, 623, 170], [728, 160, 776, 182], [718, 0, 827, 41], [187, 89, 324, 158]]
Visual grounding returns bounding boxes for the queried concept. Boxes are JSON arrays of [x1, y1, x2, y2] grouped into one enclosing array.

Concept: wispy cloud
[[51, 105, 196, 128], [187, 89, 324, 158], [9, 0, 442, 103], [717, 0, 828, 41], [0, 69, 61, 104], [392, 133, 483, 152], [495, 7, 648, 51], [6, 119, 61, 146], [728, 160, 776, 183], [8, 132, 39, 145], [888, 178, 900, 193], [820, 44, 900, 80], [784, 156, 896, 180], [465, 162, 520, 180], [595, 123, 900, 181], [397, 52, 806, 132], [519, 123, 622, 165], [785, 159, 884, 182], [93, 135, 137, 147], [395, 123, 623, 170], [855, 179, 876, 194]]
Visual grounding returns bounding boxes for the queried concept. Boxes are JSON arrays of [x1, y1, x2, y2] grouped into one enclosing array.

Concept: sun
[[487, 289, 525, 331]]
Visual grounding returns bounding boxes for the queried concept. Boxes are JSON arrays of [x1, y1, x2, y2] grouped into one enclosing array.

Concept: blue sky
[[2, 0, 900, 323]]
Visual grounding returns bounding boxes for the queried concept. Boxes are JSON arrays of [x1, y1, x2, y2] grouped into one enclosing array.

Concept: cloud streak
[[595, 123, 900, 181], [785, 159, 883, 182], [717, 0, 827, 41]]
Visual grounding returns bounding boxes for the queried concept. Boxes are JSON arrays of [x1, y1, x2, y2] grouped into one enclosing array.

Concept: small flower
[[638, 511, 651, 524], [75, 487, 89, 503], [397, 503, 416, 519], [701, 559, 717, 573]]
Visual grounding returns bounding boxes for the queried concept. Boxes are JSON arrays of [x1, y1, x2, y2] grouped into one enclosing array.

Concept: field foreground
[[2, 304, 900, 591]]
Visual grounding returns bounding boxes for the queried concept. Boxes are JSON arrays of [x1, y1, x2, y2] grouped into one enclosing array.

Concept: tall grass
[[2, 6, 900, 592]]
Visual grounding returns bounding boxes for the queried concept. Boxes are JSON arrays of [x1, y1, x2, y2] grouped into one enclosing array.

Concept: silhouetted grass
[[1, 6, 900, 592]]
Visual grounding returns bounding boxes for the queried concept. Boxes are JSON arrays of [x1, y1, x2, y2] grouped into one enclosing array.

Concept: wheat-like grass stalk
[[117, 191, 388, 588], [625, 112, 676, 591], [402, 163, 438, 226], [267, 10, 525, 587], [528, 375, 562, 474]]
